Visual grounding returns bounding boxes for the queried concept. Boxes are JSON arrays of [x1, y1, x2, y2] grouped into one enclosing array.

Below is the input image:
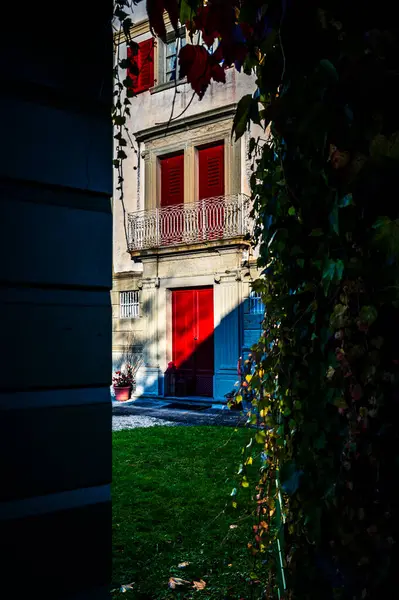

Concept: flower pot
[[114, 385, 132, 402]]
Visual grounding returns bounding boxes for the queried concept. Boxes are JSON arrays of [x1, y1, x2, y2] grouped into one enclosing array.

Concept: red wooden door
[[198, 143, 225, 239], [172, 288, 214, 396], [160, 153, 184, 244]]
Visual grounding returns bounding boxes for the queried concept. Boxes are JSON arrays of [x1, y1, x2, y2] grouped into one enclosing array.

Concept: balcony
[[127, 194, 251, 254]]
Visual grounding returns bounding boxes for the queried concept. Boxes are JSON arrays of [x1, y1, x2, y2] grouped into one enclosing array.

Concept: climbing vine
[[114, 0, 399, 597]]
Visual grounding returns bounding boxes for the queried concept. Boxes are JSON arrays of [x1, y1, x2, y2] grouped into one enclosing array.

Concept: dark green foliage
[[231, 2, 399, 598]]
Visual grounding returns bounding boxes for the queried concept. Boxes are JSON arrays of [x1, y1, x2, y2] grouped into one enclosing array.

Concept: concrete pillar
[[136, 277, 160, 396], [214, 274, 243, 400], [0, 3, 112, 597]]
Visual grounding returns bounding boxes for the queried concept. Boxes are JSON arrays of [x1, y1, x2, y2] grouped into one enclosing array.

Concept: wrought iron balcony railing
[[127, 194, 250, 252]]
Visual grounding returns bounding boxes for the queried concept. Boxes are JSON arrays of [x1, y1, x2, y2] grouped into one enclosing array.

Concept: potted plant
[[112, 363, 135, 402]]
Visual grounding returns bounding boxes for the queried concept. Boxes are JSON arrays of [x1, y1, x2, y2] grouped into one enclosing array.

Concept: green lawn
[[112, 426, 258, 599]]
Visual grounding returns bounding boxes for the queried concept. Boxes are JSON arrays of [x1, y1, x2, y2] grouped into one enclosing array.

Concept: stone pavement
[[112, 397, 248, 430]]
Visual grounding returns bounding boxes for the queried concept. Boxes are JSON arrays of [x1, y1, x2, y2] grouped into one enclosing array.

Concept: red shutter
[[198, 143, 224, 200], [126, 45, 138, 90], [127, 38, 154, 93], [160, 153, 184, 207]]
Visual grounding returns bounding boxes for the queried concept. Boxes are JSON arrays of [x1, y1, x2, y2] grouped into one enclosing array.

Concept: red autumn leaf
[[179, 44, 226, 99], [194, 6, 221, 47], [146, 0, 178, 40], [351, 383, 363, 402], [164, 0, 179, 31]]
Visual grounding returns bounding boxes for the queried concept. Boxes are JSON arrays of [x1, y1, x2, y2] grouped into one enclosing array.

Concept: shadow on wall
[[113, 290, 263, 402]]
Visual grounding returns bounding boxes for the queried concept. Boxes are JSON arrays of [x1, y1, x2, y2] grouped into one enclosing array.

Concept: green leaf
[[338, 193, 354, 208], [232, 94, 252, 141], [314, 431, 326, 450], [322, 259, 344, 296], [122, 17, 132, 36], [329, 199, 339, 235], [372, 216, 390, 230], [180, 0, 198, 23], [249, 98, 261, 125], [319, 59, 338, 83], [310, 228, 324, 236], [113, 115, 126, 126], [288, 206, 296, 216], [359, 305, 378, 326]]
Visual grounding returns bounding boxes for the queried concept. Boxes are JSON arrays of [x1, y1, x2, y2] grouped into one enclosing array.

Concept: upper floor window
[[198, 142, 225, 200], [127, 38, 155, 94], [249, 291, 265, 315], [120, 291, 140, 319], [160, 152, 185, 207], [160, 29, 186, 84]]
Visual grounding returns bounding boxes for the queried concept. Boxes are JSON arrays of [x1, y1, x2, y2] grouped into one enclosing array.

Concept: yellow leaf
[[235, 395, 242, 404], [255, 430, 266, 444], [245, 457, 253, 465], [241, 480, 249, 488], [260, 408, 268, 417], [246, 374, 252, 383], [232, 501, 237, 509]]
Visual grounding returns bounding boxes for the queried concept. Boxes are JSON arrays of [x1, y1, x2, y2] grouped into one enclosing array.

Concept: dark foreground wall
[[0, 3, 113, 597]]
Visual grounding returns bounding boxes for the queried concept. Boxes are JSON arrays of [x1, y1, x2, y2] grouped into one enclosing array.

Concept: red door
[[160, 152, 184, 244], [172, 288, 214, 397], [198, 142, 224, 239]]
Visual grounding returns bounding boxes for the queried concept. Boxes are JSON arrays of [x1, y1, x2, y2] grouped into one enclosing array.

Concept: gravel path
[[112, 414, 178, 431]]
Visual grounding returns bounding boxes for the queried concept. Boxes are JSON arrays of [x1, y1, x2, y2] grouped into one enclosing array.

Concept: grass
[[112, 426, 259, 599]]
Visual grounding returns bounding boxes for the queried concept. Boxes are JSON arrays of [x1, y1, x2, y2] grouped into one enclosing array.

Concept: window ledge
[[150, 78, 187, 94]]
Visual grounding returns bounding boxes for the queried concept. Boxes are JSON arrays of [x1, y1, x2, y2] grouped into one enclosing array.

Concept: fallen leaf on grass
[[168, 577, 191, 589], [110, 582, 135, 594], [229, 524, 238, 529], [192, 579, 207, 590], [178, 561, 190, 568]]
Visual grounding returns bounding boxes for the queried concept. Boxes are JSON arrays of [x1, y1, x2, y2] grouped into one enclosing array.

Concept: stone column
[[135, 272, 160, 397]]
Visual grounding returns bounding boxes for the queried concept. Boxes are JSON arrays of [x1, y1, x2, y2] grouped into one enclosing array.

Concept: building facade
[[113, 5, 263, 402]]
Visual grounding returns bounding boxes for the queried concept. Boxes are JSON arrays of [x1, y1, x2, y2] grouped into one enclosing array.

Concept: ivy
[[114, 1, 399, 597]]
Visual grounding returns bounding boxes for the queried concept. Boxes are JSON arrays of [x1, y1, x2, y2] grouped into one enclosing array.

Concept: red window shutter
[[126, 45, 138, 90], [160, 153, 184, 207], [198, 143, 225, 200], [127, 38, 154, 93]]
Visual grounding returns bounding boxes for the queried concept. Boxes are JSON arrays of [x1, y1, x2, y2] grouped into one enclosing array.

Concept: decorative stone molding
[[214, 274, 221, 283]]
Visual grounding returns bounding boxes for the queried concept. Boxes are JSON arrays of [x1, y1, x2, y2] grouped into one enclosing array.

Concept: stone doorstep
[[119, 395, 226, 409]]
